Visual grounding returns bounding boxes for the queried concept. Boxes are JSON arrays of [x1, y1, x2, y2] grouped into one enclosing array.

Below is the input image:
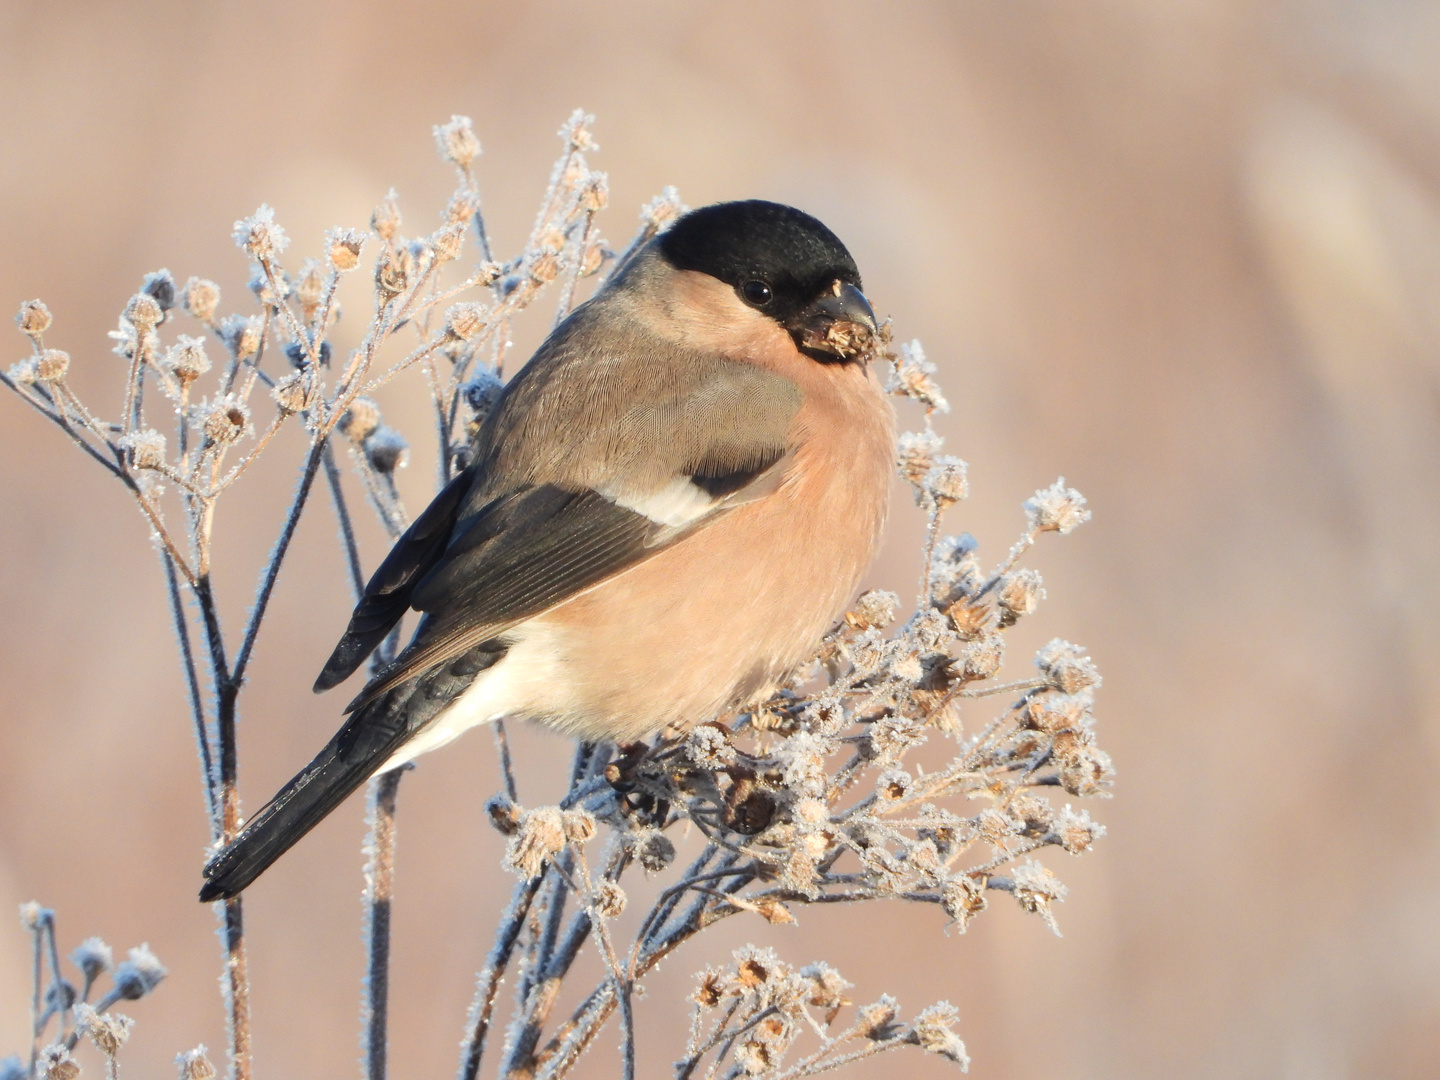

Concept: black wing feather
[[314, 468, 476, 692]]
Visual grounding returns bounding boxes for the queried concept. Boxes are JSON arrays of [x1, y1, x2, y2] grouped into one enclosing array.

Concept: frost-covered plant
[[1, 112, 1108, 1080], [1, 904, 183, 1080]]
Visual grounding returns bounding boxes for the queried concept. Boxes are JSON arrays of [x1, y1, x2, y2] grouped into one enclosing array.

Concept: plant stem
[[362, 768, 406, 1080], [457, 871, 547, 1080], [232, 437, 328, 683], [221, 897, 251, 1080]]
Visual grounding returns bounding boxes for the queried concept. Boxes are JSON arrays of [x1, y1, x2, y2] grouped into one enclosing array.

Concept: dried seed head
[[363, 426, 408, 474], [940, 876, 988, 930], [35, 1045, 79, 1080], [1024, 477, 1091, 534], [119, 429, 167, 471], [932, 531, 982, 603], [694, 969, 727, 1008], [1009, 793, 1057, 836], [578, 173, 609, 213], [960, 633, 1004, 681], [734, 947, 774, 989], [1058, 744, 1114, 797], [165, 335, 211, 385], [371, 189, 401, 241], [445, 189, 479, 226], [633, 829, 675, 872], [846, 589, 899, 631], [327, 228, 365, 272], [271, 372, 317, 414], [945, 596, 993, 640], [886, 339, 949, 412], [339, 398, 380, 444], [433, 115, 481, 169], [232, 204, 289, 260], [34, 348, 69, 382], [896, 428, 943, 489], [124, 292, 163, 332], [799, 962, 851, 1012], [175, 1046, 217, 1080], [876, 768, 912, 801], [854, 996, 900, 1039], [779, 847, 821, 897], [72, 937, 113, 982], [445, 302, 486, 341], [844, 629, 886, 675], [591, 880, 626, 918], [976, 806, 1019, 847], [1034, 638, 1101, 693], [201, 396, 250, 447], [1047, 804, 1104, 854], [19, 901, 45, 930], [76, 1003, 134, 1056], [181, 278, 221, 322], [754, 897, 797, 925], [111, 943, 166, 999], [503, 806, 565, 878], [1025, 691, 1089, 733], [794, 797, 828, 826], [913, 1002, 969, 1066], [997, 568, 1044, 623], [580, 241, 608, 277], [431, 223, 465, 263], [217, 315, 261, 361], [16, 298, 52, 338], [560, 109, 597, 152], [866, 715, 925, 763], [734, 1037, 778, 1075], [1008, 859, 1067, 934], [485, 794, 521, 836], [924, 456, 969, 510], [528, 250, 560, 285], [142, 269, 177, 313], [560, 807, 596, 845], [686, 724, 736, 768], [294, 259, 324, 322], [641, 187, 685, 229], [474, 260, 503, 287], [375, 251, 407, 300]]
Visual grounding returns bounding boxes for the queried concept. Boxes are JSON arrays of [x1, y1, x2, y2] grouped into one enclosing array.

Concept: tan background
[[3, 1, 1439, 1077]]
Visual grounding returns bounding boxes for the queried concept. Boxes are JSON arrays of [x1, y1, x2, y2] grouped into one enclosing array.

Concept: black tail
[[198, 719, 410, 902], [199, 641, 506, 901]]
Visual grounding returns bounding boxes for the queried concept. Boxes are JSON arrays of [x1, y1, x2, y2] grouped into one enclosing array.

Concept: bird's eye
[[741, 279, 773, 306]]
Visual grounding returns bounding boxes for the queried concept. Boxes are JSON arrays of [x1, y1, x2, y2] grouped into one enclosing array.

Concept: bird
[[199, 200, 895, 901]]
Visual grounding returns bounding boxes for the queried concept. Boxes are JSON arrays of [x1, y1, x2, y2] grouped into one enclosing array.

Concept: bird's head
[[652, 200, 877, 364]]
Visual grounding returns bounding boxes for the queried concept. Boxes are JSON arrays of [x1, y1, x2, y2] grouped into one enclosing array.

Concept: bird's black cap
[[659, 200, 861, 302]]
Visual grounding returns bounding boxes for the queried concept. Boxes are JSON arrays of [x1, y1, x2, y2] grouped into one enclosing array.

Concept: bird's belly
[[377, 625, 568, 770], [514, 485, 883, 742]]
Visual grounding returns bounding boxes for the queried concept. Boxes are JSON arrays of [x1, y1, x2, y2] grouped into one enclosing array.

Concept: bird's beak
[[791, 281, 877, 362]]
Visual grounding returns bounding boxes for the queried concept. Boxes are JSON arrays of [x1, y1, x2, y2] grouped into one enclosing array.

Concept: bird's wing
[[319, 299, 803, 710], [343, 451, 789, 712], [314, 467, 477, 692]]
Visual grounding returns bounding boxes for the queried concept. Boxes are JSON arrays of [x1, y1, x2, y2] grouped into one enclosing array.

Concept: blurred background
[[3, 1, 1438, 1077]]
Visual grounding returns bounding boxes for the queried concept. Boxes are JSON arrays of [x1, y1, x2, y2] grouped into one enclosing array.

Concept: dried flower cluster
[[1, 906, 177, 1080], [2, 112, 1107, 1080], [458, 328, 1107, 1077]]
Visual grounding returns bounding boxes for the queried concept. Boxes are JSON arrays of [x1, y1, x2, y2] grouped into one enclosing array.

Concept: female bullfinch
[[201, 200, 893, 900]]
